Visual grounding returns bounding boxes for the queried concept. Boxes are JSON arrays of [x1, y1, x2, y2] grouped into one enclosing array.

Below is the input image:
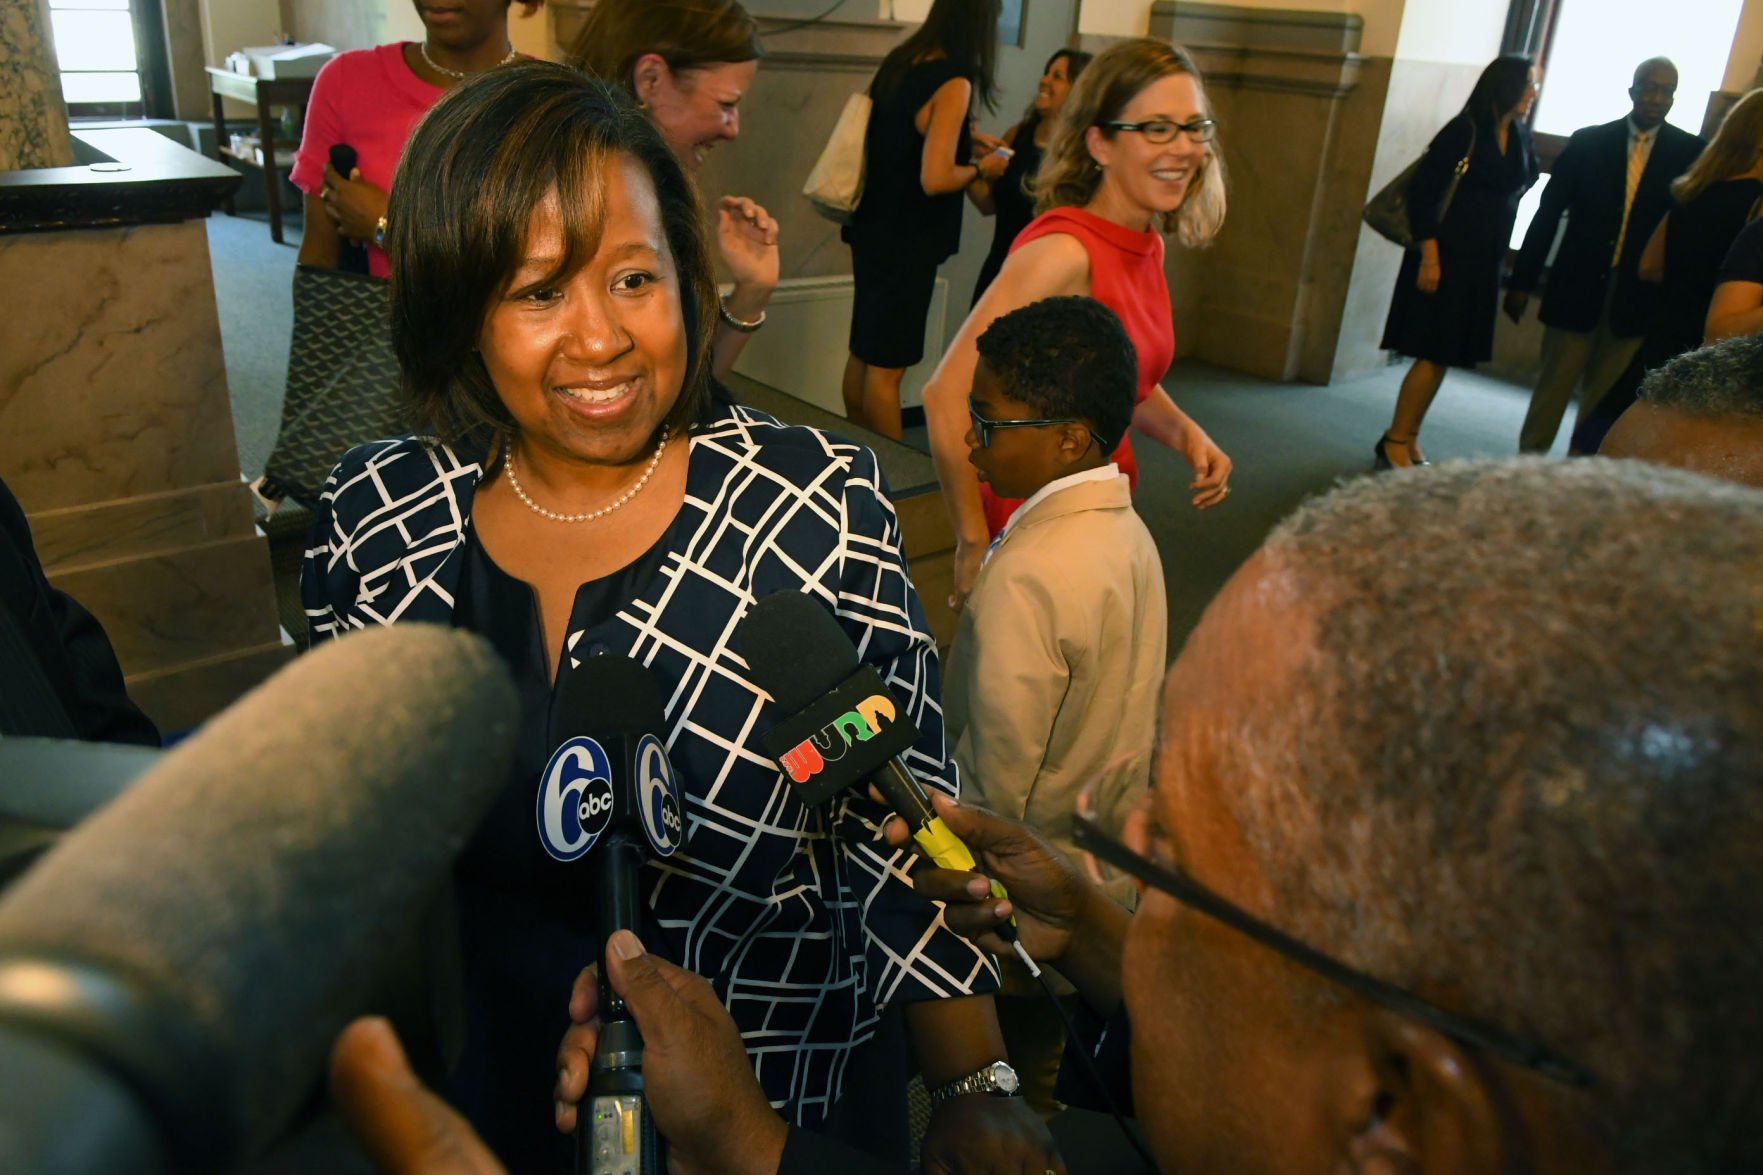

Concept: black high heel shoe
[[1374, 434, 1428, 471], [1373, 435, 1402, 471]]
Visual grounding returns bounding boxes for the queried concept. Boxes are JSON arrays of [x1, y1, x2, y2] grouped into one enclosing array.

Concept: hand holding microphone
[[879, 791, 1094, 963], [554, 932, 788, 1175]]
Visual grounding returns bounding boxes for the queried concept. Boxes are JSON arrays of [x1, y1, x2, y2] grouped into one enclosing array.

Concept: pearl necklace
[[504, 428, 670, 523], [420, 40, 517, 82]]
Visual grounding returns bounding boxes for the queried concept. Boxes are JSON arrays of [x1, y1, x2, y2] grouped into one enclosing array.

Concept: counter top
[[0, 127, 241, 234]]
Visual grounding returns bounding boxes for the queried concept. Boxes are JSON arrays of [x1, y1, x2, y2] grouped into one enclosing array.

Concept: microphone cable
[[1011, 936, 1158, 1173]]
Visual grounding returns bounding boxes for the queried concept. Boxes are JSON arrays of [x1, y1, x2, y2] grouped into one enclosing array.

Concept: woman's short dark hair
[[388, 62, 718, 446], [1462, 54, 1533, 129], [568, 0, 762, 92]]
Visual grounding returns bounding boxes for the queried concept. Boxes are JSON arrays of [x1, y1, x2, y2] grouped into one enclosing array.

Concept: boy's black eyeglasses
[[1099, 117, 1216, 144], [1069, 810, 1596, 1089], [968, 400, 1083, 449]]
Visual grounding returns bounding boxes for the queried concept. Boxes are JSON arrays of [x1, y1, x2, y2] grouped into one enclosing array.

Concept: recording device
[[327, 142, 370, 274], [540, 655, 684, 1175], [737, 592, 1036, 970], [0, 625, 519, 1174]]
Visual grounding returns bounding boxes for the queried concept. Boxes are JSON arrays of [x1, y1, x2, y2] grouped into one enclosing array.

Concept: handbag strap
[[1454, 118, 1477, 177]]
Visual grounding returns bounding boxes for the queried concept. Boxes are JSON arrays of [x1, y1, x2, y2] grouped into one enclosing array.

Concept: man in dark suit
[[1505, 58, 1704, 453]]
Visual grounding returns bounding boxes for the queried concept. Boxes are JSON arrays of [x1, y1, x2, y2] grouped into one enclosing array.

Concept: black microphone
[[738, 593, 1036, 965], [327, 142, 370, 274], [540, 655, 683, 1175], [0, 624, 519, 1174]]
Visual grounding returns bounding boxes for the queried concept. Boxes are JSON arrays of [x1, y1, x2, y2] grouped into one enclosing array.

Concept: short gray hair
[[1228, 459, 1763, 1172], [1637, 335, 1763, 418]]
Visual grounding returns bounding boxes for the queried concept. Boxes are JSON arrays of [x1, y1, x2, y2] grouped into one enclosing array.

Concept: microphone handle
[[576, 1019, 659, 1175], [577, 834, 660, 1174], [875, 758, 1018, 938]]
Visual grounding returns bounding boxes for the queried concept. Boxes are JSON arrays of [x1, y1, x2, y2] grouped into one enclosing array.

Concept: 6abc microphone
[[738, 592, 1039, 974], [536, 654, 685, 1175]]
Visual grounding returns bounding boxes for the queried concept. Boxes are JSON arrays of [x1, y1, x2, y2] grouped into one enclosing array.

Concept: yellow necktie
[[1613, 131, 1650, 266]]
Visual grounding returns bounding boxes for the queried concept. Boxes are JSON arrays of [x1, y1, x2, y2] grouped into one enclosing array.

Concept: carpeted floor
[[206, 204, 1560, 651]]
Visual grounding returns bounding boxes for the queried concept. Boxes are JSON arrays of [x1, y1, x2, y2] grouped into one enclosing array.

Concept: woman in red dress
[[921, 38, 1234, 609]]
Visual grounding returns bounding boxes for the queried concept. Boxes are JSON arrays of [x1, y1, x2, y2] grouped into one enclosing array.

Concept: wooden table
[[206, 68, 316, 244]]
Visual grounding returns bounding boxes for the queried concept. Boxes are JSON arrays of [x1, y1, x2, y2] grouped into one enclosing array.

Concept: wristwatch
[[372, 214, 388, 250], [927, 1060, 1021, 1107]]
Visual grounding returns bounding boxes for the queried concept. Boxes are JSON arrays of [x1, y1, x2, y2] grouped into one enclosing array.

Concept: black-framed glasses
[[968, 399, 1083, 449], [1100, 116, 1216, 144], [1070, 810, 1596, 1089]]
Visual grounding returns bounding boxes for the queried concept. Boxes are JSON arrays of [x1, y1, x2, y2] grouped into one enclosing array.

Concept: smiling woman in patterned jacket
[[299, 64, 1056, 1175]]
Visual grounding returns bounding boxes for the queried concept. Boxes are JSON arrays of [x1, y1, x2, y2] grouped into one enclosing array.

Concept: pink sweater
[[290, 44, 445, 278]]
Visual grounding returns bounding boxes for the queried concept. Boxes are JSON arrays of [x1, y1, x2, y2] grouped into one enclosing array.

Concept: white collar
[[998, 463, 1122, 541]]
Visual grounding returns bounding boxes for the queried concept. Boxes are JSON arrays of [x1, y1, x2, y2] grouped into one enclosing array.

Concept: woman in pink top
[[292, 0, 542, 276], [921, 38, 1234, 606]]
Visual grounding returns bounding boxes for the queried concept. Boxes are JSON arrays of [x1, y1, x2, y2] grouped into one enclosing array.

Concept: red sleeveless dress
[[978, 206, 1175, 536]]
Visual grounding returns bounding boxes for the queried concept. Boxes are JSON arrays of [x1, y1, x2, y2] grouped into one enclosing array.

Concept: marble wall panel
[[128, 639, 293, 733], [0, 0, 74, 169], [51, 533, 282, 671], [28, 482, 255, 572], [0, 221, 240, 512]]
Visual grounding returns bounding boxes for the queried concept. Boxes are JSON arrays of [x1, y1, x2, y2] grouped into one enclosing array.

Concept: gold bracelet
[[718, 296, 765, 334]]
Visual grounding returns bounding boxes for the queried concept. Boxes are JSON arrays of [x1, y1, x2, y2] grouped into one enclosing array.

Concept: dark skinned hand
[[922, 1091, 1067, 1175], [320, 162, 390, 246], [880, 790, 1093, 964], [554, 930, 788, 1175]]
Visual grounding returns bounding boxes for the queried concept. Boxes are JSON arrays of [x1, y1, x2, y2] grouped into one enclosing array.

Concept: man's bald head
[[1630, 57, 1677, 129], [1177, 460, 1763, 1171]]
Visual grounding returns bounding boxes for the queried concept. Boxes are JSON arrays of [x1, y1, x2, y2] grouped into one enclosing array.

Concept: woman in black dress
[[966, 47, 1092, 306], [1574, 88, 1763, 453], [1378, 55, 1539, 469], [841, 0, 1005, 438]]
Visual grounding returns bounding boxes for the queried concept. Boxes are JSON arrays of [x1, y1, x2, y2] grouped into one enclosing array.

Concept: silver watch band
[[927, 1060, 1021, 1107]]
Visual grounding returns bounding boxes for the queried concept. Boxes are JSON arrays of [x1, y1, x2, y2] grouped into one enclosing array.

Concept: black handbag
[[1363, 119, 1477, 248], [256, 265, 406, 510]]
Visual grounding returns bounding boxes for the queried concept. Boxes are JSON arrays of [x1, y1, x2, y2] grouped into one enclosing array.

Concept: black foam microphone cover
[[739, 591, 859, 711], [551, 652, 666, 747], [0, 624, 518, 1173]]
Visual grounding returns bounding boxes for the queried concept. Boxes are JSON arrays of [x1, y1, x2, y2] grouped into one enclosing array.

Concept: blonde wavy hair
[[1672, 88, 1763, 204], [1032, 38, 1226, 247]]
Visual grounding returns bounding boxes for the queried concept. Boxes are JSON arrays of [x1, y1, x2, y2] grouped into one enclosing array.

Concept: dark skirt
[[1380, 240, 1504, 367], [848, 240, 941, 369]]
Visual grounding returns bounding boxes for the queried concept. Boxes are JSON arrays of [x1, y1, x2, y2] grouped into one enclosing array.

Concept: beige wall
[[1726, 0, 1763, 90], [1078, 0, 1401, 56], [200, 0, 281, 65]]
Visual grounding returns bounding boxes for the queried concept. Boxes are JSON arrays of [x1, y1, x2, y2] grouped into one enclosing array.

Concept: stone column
[[0, 128, 292, 732], [0, 0, 74, 170]]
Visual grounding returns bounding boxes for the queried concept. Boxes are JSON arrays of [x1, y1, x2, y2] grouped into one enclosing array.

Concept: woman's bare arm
[[921, 232, 1090, 609]]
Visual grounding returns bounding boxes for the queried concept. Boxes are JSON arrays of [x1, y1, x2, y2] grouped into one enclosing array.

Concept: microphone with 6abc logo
[[536, 653, 685, 1175]]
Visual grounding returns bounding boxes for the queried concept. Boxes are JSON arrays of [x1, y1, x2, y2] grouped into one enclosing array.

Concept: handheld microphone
[[539, 655, 683, 1175], [737, 593, 1037, 971], [0, 624, 518, 1174], [327, 142, 370, 274]]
